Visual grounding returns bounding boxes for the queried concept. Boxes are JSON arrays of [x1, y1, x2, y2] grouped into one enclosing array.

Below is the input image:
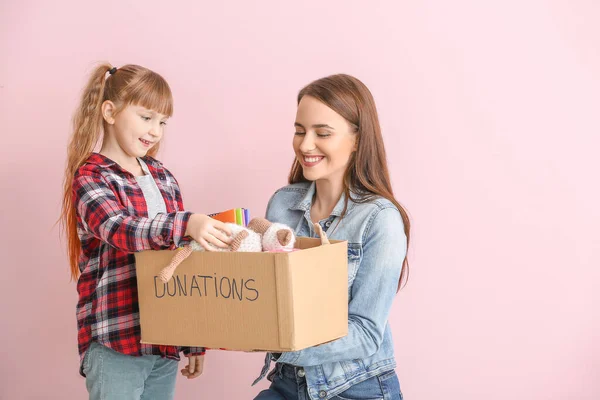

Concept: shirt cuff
[[182, 346, 206, 356], [173, 211, 193, 248]]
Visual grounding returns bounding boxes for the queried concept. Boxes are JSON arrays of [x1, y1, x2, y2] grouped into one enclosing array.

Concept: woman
[[253, 74, 410, 400]]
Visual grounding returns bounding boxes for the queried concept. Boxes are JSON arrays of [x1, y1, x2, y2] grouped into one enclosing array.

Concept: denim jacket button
[[297, 368, 305, 378], [318, 390, 327, 398]]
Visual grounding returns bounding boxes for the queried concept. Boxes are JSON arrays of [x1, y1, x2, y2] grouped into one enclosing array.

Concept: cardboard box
[[135, 238, 348, 351]]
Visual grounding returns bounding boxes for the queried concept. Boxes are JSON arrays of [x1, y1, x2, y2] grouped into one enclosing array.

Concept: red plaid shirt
[[73, 153, 204, 376]]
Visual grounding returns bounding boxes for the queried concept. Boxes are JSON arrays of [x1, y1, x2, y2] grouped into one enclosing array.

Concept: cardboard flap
[[287, 240, 349, 349], [294, 237, 344, 250]]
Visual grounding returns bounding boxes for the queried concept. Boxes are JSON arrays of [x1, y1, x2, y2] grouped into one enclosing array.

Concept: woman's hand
[[185, 214, 232, 250]]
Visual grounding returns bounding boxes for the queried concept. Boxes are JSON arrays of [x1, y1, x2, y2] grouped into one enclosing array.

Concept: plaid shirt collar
[[86, 152, 165, 174]]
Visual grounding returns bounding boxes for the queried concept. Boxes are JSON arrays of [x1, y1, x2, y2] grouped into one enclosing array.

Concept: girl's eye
[[160, 121, 168, 126], [317, 133, 331, 138], [141, 116, 151, 121], [294, 131, 306, 136]]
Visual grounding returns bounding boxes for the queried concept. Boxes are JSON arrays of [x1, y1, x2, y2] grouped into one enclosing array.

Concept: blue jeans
[[255, 363, 403, 400], [83, 342, 179, 400]]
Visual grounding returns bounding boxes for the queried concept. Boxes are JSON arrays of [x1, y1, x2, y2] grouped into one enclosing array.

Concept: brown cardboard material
[[134, 238, 348, 351]]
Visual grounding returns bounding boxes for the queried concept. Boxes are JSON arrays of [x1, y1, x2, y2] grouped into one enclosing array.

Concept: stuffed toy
[[158, 224, 262, 283], [190, 224, 262, 253], [247, 217, 296, 252], [313, 222, 330, 245], [158, 218, 297, 283]]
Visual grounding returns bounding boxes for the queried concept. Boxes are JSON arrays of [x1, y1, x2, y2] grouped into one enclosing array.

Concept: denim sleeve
[[277, 206, 407, 366]]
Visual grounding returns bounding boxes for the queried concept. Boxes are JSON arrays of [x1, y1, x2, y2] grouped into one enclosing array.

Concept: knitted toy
[[247, 217, 296, 252], [158, 224, 262, 283], [158, 218, 297, 283], [190, 224, 262, 253], [313, 222, 331, 245]]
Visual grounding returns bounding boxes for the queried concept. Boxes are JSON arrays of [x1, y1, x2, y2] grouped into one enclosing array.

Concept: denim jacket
[[253, 181, 407, 400]]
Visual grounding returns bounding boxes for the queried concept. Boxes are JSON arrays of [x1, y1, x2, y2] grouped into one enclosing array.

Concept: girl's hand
[[186, 214, 232, 250], [181, 354, 205, 379]]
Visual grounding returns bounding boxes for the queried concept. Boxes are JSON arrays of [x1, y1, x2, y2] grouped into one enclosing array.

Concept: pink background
[[1, 1, 599, 399]]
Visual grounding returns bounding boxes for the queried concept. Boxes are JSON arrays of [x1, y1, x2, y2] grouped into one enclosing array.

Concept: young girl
[[253, 74, 410, 400], [60, 63, 231, 399]]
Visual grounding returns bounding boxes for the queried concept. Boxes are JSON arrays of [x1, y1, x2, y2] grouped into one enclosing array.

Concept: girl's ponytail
[[61, 63, 112, 280]]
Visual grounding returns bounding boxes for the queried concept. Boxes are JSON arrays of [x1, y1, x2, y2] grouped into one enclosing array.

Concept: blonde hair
[[60, 63, 174, 280]]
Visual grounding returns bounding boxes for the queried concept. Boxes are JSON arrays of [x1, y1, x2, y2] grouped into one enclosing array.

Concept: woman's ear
[[102, 100, 116, 125]]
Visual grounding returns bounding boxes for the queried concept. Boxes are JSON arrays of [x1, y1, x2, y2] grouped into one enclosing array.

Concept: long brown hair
[[288, 74, 411, 289], [60, 63, 174, 280]]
